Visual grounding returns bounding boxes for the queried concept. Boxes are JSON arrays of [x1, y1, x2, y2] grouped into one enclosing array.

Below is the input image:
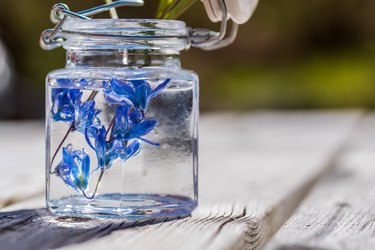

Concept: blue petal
[[111, 79, 136, 95], [81, 100, 94, 112], [69, 90, 82, 103], [128, 120, 158, 139], [105, 140, 123, 167], [51, 88, 81, 122], [74, 92, 83, 106], [130, 80, 147, 88], [94, 126, 108, 169], [85, 127, 97, 150], [112, 105, 130, 140], [115, 105, 129, 127], [55, 162, 75, 189], [69, 156, 80, 184], [62, 146, 76, 171], [129, 110, 144, 123], [71, 149, 90, 191], [56, 79, 73, 86], [56, 145, 91, 192], [79, 79, 90, 86], [134, 84, 150, 110], [149, 79, 170, 100], [75, 99, 102, 133], [131, 80, 153, 110], [122, 140, 142, 161], [110, 79, 137, 102], [81, 150, 90, 179], [138, 137, 160, 147], [104, 94, 129, 105], [105, 79, 139, 106], [51, 89, 62, 103]]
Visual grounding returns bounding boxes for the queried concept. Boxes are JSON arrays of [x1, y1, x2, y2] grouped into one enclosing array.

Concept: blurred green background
[[0, 0, 374, 118]]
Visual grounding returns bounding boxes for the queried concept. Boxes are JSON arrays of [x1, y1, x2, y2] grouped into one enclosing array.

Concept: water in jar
[[46, 74, 198, 219]]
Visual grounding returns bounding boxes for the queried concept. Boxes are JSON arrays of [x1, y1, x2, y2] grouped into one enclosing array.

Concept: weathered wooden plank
[[265, 114, 375, 250], [58, 111, 360, 250], [0, 122, 44, 207], [0, 208, 185, 250], [0, 112, 361, 250]]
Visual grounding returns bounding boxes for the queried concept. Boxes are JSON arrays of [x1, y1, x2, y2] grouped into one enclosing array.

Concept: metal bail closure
[[40, 0, 257, 51], [191, 0, 259, 50], [40, 1, 145, 50], [202, 0, 259, 24]]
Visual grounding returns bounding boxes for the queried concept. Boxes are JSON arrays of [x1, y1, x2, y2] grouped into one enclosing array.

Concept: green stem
[[105, 0, 119, 19], [156, 0, 198, 19]]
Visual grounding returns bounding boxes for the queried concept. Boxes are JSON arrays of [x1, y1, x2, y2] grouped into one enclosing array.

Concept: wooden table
[[1, 111, 373, 250]]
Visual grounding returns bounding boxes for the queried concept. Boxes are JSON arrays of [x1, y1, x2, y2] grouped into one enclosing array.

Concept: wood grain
[[265, 114, 375, 250], [60, 112, 360, 250], [0, 112, 361, 250]]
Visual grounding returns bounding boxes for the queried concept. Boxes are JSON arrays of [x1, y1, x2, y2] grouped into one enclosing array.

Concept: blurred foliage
[[156, 0, 198, 19], [207, 51, 375, 109], [0, 0, 374, 115]]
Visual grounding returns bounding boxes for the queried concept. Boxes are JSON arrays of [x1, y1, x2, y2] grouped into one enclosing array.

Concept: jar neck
[[66, 49, 181, 68]]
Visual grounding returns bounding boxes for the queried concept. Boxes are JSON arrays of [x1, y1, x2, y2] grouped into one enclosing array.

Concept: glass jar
[[46, 18, 199, 219]]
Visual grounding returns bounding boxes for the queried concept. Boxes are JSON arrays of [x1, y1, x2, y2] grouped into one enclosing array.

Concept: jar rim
[[59, 18, 190, 51]]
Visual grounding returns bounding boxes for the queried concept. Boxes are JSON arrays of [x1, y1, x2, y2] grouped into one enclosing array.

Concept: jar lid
[[202, 0, 259, 24], [59, 18, 190, 50]]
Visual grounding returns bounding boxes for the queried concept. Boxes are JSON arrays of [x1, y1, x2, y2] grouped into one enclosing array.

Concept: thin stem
[[88, 91, 97, 100], [83, 169, 105, 199], [49, 123, 74, 174], [106, 117, 115, 140], [105, 0, 119, 19]]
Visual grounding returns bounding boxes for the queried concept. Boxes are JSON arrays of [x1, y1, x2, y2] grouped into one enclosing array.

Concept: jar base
[[47, 193, 197, 219]]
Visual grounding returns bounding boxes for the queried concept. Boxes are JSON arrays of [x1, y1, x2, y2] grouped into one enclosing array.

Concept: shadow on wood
[[0, 208, 184, 250]]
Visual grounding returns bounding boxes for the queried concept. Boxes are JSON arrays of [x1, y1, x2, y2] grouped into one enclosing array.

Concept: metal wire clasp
[[40, 0, 144, 50], [40, 0, 238, 51], [190, 0, 239, 51]]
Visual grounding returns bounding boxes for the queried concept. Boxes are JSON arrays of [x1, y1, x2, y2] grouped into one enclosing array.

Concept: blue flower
[[51, 88, 81, 122], [105, 79, 170, 111], [73, 93, 101, 133], [54, 145, 90, 193], [112, 105, 159, 145], [85, 125, 142, 170], [87, 126, 115, 169], [51, 89, 101, 132], [111, 139, 142, 162]]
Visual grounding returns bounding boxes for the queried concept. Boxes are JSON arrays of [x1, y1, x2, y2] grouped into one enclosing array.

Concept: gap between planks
[[60, 111, 362, 250]]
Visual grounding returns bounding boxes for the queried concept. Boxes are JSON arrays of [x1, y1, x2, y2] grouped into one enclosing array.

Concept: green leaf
[[156, 0, 198, 19]]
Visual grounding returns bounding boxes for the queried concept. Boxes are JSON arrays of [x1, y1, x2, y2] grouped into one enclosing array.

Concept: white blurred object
[[202, 0, 259, 24], [0, 39, 11, 95], [0, 38, 14, 118]]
